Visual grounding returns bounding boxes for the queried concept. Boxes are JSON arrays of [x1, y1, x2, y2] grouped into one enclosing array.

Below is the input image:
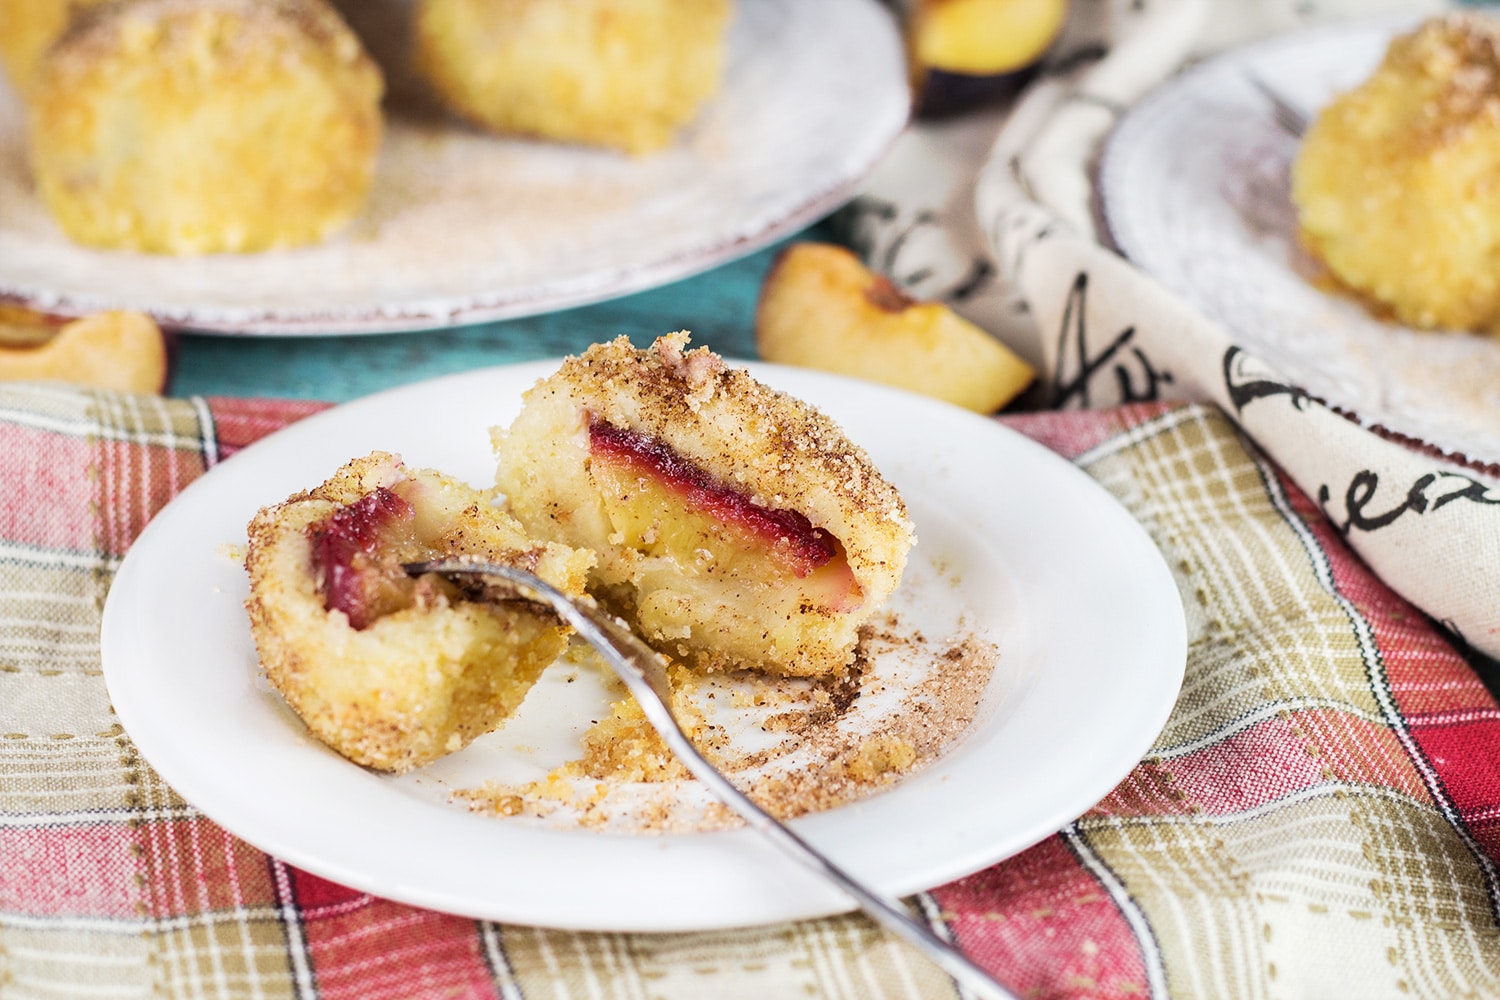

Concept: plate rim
[[100, 360, 1188, 931]]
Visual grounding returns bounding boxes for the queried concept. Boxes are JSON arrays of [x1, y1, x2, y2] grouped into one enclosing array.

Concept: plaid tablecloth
[[3, 382, 1499, 998]]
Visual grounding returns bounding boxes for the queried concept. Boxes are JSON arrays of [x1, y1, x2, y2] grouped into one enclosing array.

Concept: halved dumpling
[[492, 333, 915, 677], [244, 451, 593, 772]]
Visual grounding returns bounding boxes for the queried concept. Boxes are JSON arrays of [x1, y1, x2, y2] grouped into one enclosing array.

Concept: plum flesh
[[310, 486, 421, 630], [588, 420, 861, 610]]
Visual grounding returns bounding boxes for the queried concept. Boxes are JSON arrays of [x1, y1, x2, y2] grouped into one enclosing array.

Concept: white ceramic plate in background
[[0, 0, 907, 335], [100, 362, 1186, 931], [1100, 15, 1500, 472]]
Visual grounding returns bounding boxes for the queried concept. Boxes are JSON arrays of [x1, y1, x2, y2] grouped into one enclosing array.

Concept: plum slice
[[588, 420, 862, 611], [309, 486, 424, 629]]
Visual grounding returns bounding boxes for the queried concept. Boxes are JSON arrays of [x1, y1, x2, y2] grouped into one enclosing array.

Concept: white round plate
[[1099, 15, 1500, 471], [0, 0, 906, 335], [100, 362, 1186, 932]]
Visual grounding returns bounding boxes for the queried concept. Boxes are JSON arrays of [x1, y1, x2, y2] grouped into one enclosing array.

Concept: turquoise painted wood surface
[[167, 229, 815, 403]]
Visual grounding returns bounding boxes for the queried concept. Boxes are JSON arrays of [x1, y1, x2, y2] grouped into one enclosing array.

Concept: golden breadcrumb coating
[[1292, 13, 1500, 335], [27, 0, 384, 254], [244, 452, 594, 773], [413, 0, 730, 154], [493, 333, 915, 677], [0, 0, 111, 93]]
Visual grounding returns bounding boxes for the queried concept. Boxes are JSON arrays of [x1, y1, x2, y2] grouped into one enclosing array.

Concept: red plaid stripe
[[935, 836, 1152, 999], [995, 402, 1178, 462], [293, 873, 497, 1000], [0, 823, 143, 919], [0, 427, 97, 551], [207, 397, 331, 462]]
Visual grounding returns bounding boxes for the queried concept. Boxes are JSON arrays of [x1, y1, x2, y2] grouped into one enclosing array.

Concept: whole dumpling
[[27, 0, 384, 254]]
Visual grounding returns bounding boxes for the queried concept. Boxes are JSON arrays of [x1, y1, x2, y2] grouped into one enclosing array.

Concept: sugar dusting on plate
[[452, 611, 998, 835]]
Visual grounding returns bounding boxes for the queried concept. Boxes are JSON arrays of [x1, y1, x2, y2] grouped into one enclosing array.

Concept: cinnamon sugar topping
[[454, 613, 999, 833]]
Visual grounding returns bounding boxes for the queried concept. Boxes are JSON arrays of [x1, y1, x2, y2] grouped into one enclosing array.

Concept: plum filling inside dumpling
[[309, 481, 470, 630], [311, 486, 419, 629], [587, 420, 863, 615]]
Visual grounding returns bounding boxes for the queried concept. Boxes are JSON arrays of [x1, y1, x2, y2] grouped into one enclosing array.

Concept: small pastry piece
[[26, 0, 384, 255], [0, 308, 169, 393], [756, 242, 1035, 413], [413, 0, 731, 154], [245, 452, 593, 773], [493, 333, 915, 677], [0, 0, 111, 93], [1292, 13, 1500, 334]]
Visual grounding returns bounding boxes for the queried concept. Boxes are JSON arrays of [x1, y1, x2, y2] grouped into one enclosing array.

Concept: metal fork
[[1246, 73, 1309, 137], [405, 558, 1021, 1000]]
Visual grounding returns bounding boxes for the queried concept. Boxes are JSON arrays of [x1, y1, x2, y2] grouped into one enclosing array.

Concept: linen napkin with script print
[[841, 0, 1499, 661]]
